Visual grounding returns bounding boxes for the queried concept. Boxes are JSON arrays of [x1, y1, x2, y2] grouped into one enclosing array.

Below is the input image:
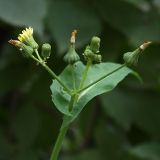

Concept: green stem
[[50, 92, 77, 160], [35, 49, 43, 62], [71, 64, 76, 90], [78, 64, 126, 93], [30, 55, 71, 95], [79, 60, 92, 89], [50, 122, 69, 160], [68, 94, 77, 112], [42, 64, 71, 94]]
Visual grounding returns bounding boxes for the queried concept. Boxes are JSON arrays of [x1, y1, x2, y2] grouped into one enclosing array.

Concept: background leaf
[[129, 143, 160, 160], [47, 0, 101, 53], [0, 0, 46, 33], [96, 0, 160, 45]]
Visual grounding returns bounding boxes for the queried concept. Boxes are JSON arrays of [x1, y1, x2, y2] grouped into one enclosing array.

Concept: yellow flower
[[18, 27, 33, 42], [17, 27, 38, 49]]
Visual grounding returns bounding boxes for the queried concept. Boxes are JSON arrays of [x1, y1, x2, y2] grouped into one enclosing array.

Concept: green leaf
[[0, 0, 46, 33], [96, 0, 144, 35], [50, 61, 134, 126], [129, 142, 160, 160], [47, 0, 101, 53]]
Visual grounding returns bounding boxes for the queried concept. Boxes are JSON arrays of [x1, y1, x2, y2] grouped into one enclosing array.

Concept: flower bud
[[8, 39, 33, 58], [63, 45, 80, 64], [90, 36, 101, 53], [41, 43, 51, 59], [94, 54, 102, 63], [83, 46, 94, 61], [83, 36, 102, 63]]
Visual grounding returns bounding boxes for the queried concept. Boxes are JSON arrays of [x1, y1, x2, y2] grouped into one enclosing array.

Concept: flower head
[[17, 27, 38, 49], [8, 27, 39, 57], [18, 27, 33, 42]]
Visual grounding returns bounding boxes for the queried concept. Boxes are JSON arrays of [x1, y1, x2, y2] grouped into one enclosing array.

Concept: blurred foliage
[[0, 0, 160, 159]]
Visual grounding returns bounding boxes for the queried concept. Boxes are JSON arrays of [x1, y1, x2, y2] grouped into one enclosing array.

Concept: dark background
[[0, 0, 160, 159]]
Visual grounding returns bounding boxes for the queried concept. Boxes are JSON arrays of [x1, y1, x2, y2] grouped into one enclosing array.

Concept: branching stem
[[31, 53, 71, 95]]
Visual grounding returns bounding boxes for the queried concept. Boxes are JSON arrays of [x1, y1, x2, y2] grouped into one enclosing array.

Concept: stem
[[50, 92, 77, 160], [42, 64, 71, 94], [68, 94, 77, 112], [79, 60, 92, 89], [30, 55, 71, 95], [78, 64, 126, 93], [35, 49, 43, 62], [50, 122, 69, 160], [71, 65, 76, 90]]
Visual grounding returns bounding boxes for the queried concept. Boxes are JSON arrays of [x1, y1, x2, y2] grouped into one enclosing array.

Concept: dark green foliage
[[0, 0, 160, 159]]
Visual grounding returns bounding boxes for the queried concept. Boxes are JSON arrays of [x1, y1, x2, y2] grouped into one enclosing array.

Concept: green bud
[[83, 44, 102, 63], [83, 37, 102, 62], [83, 45, 94, 61], [20, 43, 34, 58], [94, 54, 102, 63], [90, 36, 101, 53], [41, 43, 51, 59], [63, 45, 80, 64]]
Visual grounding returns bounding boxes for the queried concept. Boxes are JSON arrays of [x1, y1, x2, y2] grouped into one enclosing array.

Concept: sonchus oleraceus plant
[[9, 27, 151, 160]]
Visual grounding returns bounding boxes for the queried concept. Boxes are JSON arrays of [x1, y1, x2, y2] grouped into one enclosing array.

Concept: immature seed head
[[63, 45, 80, 64], [63, 30, 80, 64], [123, 41, 152, 66]]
